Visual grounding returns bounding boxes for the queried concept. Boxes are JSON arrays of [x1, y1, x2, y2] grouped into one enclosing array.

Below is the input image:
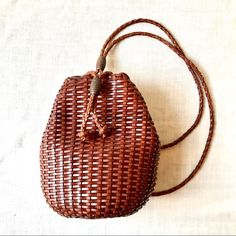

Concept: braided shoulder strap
[[96, 18, 215, 196]]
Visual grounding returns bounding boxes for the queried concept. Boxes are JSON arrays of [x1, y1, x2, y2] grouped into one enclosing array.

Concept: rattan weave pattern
[[40, 71, 160, 218]]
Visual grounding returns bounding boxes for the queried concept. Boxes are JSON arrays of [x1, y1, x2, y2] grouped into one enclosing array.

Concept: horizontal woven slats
[[40, 71, 160, 218]]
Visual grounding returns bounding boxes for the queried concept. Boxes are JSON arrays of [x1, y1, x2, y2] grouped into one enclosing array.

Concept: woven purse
[[40, 19, 215, 218]]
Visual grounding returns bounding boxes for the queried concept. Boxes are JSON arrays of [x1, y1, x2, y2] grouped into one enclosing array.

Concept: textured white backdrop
[[0, 0, 235, 235]]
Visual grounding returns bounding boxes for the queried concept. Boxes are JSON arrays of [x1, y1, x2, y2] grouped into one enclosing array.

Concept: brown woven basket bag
[[40, 18, 215, 218]]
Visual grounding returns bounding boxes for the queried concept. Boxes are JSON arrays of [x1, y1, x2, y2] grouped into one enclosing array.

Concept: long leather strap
[[98, 18, 215, 196]]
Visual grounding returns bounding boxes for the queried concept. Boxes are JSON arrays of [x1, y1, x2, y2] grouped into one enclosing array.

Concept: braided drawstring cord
[[78, 70, 107, 141]]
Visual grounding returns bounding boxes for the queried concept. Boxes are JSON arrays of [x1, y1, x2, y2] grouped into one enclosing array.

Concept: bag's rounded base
[[47, 196, 152, 218]]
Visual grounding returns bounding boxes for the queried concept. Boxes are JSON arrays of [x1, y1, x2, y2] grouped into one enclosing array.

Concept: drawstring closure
[[78, 69, 107, 141], [86, 18, 214, 197], [78, 18, 215, 197]]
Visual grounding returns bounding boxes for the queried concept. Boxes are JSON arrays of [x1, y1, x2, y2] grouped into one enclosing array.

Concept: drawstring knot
[[78, 71, 107, 141]]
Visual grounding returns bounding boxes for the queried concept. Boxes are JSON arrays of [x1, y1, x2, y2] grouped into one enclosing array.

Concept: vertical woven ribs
[[40, 71, 160, 218]]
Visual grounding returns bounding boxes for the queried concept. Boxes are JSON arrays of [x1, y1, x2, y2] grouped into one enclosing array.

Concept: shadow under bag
[[40, 18, 215, 218]]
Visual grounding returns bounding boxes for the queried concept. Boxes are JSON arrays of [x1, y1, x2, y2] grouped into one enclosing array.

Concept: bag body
[[40, 18, 215, 218], [40, 71, 160, 218]]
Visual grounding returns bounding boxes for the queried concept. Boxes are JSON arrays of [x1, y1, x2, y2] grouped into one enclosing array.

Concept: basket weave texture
[[40, 71, 160, 218]]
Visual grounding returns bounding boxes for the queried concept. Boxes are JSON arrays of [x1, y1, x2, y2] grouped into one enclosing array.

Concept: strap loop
[[98, 18, 215, 196]]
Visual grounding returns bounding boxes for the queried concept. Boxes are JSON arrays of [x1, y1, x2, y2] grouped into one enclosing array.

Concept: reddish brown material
[[40, 18, 215, 218], [99, 18, 214, 197], [40, 72, 160, 218]]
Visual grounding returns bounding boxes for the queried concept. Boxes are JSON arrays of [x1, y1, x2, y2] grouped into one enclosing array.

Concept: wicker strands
[[40, 71, 160, 218], [40, 18, 215, 218]]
